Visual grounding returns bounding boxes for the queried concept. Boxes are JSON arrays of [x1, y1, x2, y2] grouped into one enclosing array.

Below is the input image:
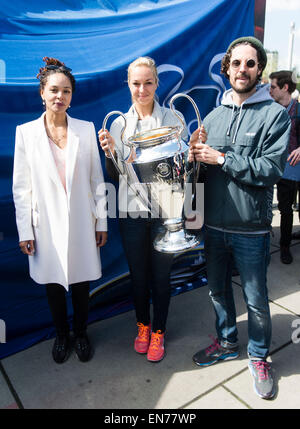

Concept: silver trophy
[[102, 93, 203, 253]]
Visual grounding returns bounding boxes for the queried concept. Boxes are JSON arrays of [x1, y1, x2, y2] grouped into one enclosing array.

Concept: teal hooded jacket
[[202, 84, 291, 232]]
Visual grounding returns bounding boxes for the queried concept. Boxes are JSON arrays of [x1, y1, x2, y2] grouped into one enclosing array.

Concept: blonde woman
[[98, 57, 190, 362]]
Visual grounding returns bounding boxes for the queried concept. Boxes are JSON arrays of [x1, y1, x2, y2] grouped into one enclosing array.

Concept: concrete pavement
[[1, 205, 300, 410]]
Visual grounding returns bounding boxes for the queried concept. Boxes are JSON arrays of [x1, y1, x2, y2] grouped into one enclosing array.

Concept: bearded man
[[189, 37, 291, 400]]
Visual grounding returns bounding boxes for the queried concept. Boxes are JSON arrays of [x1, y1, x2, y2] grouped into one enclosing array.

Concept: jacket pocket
[[89, 196, 97, 218], [32, 209, 39, 227], [208, 137, 228, 150], [228, 185, 264, 227], [235, 134, 258, 147]]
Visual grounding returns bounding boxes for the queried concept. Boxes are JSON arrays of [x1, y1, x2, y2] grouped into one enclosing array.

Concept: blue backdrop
[[0, 0, 255, 358]]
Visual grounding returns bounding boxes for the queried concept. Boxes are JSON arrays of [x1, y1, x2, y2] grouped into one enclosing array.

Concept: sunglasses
[[45, 65, 72, 72], [230, 59, 257, 69]]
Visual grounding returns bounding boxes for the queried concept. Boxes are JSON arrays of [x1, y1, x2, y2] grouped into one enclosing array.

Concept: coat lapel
[[65, 114, 79, 203], [35, 113, 80, 200], [124, 105, 139, 140], [35, 113, 64, 191], [153, 100, 163, 128]]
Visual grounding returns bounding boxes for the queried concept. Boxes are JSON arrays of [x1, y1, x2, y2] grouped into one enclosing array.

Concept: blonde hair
[[127, 56, 159, 85]]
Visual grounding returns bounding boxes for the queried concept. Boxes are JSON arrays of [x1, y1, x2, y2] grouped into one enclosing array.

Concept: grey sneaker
[[248, 360, 275, 399], [193, 336, 239, 366]]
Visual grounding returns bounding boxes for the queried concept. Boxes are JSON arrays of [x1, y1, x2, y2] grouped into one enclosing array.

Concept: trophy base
[[154, 219, 202, 253]]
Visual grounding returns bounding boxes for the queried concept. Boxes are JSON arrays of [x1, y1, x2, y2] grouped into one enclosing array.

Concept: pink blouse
[[49, 138, 67, 192]]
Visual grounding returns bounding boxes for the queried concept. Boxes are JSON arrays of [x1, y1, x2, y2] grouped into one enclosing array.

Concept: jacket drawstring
[[232, 103, 244, 144], [227, 103, 244, 144], [227, 104, 235, 136]]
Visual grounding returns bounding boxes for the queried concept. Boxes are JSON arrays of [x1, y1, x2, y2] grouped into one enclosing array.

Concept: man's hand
[[188, 125, 223, 165], [288, 147, 300, 166]]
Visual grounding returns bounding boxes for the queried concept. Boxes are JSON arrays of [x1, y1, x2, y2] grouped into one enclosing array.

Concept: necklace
[[45, 124, 67, 149]]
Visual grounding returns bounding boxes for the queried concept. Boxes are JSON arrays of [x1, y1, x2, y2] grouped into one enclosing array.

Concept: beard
[[230, 72, 259, 94]]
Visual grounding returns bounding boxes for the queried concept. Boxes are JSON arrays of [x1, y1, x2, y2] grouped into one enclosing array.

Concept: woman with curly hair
[[13, 57, 107, 363]]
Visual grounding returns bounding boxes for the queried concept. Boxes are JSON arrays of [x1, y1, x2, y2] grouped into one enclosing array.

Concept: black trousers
[[46, 282, 90, 337], [277, 178, 298, 247], [119, 216, 173, 333]]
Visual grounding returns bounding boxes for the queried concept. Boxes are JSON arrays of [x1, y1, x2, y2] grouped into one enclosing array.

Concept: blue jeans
[[119, 216, 173, 332], [204, 227, 271, 359]]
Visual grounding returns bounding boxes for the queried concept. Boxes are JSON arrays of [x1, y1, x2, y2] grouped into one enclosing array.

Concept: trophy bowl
[[102, 93, 203, 253]]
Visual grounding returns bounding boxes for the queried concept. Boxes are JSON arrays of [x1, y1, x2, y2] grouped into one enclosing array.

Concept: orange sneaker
[[147, 330, 165, 362], [134, 323, 151, 354]]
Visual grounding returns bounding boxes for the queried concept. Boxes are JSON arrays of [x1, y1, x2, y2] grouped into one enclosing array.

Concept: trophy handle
[[102, 111, 132, 176], [169, 93, 202, 210], [169, 93, 202, 133]]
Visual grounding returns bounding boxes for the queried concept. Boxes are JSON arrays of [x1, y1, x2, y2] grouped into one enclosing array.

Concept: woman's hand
[[98, 129, 116, 158], [96, 231, 108, 247], [19, 240, 35, 256]]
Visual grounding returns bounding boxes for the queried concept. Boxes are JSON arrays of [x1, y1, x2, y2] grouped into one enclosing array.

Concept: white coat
[[13, 113, 107, 290]]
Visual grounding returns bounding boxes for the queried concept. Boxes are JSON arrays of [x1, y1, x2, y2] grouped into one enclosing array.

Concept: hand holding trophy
[[102, 93, 204, 253]]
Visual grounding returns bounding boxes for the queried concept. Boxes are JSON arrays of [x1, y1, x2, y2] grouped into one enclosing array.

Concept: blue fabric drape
[[0, 0, 255, 358]]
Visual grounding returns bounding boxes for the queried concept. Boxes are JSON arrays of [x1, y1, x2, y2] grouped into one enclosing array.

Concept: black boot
[[52, 334, 71, 364], [74, 332, 93, 362], [280, 246, 293, 264], [291, 230, 300, 240]]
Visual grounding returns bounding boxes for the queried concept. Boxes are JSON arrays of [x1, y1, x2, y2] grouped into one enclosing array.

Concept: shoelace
[[205, 335, 221, 354], [150, 331, 163, 351], [55, 343, 66, 352], [76, 337, 89, 351], [252, 360, 270, 381], [137, 323, 150, 342], [55, 337, 68, 352]]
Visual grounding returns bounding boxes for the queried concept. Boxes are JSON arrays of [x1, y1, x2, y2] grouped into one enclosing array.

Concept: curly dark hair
[[37, 57, 75, 92], [221, 42, 266, 83]]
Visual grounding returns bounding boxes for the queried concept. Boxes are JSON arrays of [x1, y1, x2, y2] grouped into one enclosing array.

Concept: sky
[[264, 0, 300, 72]]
